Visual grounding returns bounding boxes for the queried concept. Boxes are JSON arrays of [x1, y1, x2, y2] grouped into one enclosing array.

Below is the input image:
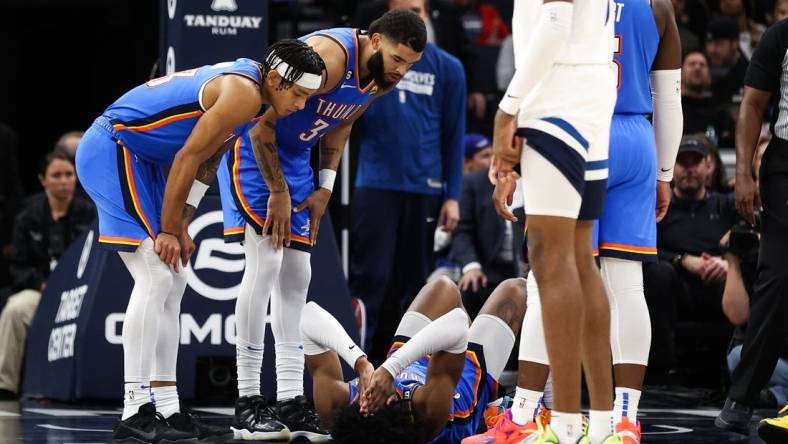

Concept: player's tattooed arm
[[250, 119, 289, 194]]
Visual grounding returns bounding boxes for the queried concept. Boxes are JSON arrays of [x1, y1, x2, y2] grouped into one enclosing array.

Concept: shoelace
[[251, 398, 278, 425], [296, 401, 322, 426]]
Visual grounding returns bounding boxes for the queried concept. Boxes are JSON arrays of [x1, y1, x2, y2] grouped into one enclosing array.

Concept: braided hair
[[264, 39, 325, 88]]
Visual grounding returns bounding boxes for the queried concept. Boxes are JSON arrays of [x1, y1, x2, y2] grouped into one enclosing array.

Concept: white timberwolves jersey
[[512, 0, 615, 66]]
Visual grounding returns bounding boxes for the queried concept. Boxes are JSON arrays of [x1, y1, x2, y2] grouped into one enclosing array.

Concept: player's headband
[[269, 56, 322, 90]]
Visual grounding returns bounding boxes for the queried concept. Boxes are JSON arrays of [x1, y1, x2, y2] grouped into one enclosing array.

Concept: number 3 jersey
[[218, 27, 379, 250]]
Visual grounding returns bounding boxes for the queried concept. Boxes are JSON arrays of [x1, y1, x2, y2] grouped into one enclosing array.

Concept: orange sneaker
[[615, 416, 641, 444], [462, 410, 540, 444]]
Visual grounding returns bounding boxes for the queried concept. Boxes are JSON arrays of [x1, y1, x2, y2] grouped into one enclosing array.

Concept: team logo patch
[[371, 85, 379, 95], [345, 70, 353, 80]]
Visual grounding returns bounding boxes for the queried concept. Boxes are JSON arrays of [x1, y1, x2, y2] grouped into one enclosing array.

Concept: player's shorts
[[75, 116, 165, 252], [347, 338, 497, 443], [516, 64, 617, 220], [592, 114, 658, 262], [217, 131, 314, 252]]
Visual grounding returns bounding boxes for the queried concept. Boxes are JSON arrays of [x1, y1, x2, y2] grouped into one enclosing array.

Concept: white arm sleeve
[[498, 1, 573, 115], [300, 301, 366, 369], [651, 69, 683, 182], [381, 308, 469, 378]]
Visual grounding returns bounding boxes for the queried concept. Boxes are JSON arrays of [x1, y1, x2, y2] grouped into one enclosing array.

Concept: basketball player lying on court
[[299, 276, 525, 444]]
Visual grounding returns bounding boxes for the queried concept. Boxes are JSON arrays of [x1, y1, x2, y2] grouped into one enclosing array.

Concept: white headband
[[271, 57, 322, 90]]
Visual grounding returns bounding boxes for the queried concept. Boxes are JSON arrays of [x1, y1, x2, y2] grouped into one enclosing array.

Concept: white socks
[[588, 410, 615, 444], [275, 342, 305, 400], [122, 381, 150, 420], [614, 387, 641, 423], [152, 386, 180, 418], [551, 411, 583, 443], [512, 387, 542, 425], [236, 338, 264, 397]]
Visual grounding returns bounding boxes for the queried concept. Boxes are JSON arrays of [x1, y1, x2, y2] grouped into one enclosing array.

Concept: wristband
[[319, 169, 336, 191], [186, 180, 210, 208]]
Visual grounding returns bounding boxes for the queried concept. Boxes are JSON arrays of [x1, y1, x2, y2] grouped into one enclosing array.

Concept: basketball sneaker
[[166, 407, 233, 442], [276, 395, 331, 442], [758, 405, 788, 443], [231, 395, 290, 440], [614, 416, 640, 444], [112, 402, 195, 443], [462, 409, 540, 443]]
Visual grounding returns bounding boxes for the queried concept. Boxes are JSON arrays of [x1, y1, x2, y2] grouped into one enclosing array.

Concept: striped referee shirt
[[747, 19, 788, 140]]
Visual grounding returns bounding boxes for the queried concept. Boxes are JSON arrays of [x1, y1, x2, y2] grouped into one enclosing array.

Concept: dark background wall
[[0, 0, 159, 192]]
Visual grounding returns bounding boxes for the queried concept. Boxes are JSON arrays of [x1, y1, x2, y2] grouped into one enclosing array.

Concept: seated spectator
[[430, 133, 494, 283], [706, 18, 749, 108], [776, 0, 788, 22], [463, 132, 493, 174], [718, 0, 767, 59], [643, 135, 740, 379], [0, 151, 94, 400], [681, 50, 737, 147], [450, 134, 524, 318], [722, 142, 788, 408]]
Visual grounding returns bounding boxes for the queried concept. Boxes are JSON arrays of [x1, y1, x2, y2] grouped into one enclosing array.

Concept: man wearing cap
[[463, 133, 494, 174], [642, 135, 740, 379], [706, 17, 749, 108], [451, 133, 524, 319], [716, 17, 788, 438]]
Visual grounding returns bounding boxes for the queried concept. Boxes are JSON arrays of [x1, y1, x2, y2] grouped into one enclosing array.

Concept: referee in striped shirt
[[716, 18, 788, 436]]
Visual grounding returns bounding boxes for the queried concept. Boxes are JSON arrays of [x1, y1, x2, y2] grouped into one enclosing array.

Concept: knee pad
[[601, 257, 650, 366], [519, 271, 549, 365]]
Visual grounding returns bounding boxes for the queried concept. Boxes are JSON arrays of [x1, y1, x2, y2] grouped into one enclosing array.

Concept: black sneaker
[[166, 408, 233, 443], [112, 403, 195, 443], [231, 395, 290, 440], [276, 396, 331, 442], [715, 398, 753, 435]]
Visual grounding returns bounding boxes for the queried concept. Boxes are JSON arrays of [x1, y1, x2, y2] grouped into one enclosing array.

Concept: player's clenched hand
[[265, 191, 291, 250], [360, 367, 396, 415], [293, 188, 331, 245], [492, 171, 518, 222], [656, 181, 671, 222], [155, 232, 182, 271]]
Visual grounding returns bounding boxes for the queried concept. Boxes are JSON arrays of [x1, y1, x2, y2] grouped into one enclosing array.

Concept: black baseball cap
[[706, 18, 739, 41], [678, 135, 710, 156]]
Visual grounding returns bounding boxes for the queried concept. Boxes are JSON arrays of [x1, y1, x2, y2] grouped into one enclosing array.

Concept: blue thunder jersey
[[348, 342, 497, 443], [267, 27, 380, 193], [218, 28, 379, 244], [612, 0, 660, 115], [103, 58, 265, 164]]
